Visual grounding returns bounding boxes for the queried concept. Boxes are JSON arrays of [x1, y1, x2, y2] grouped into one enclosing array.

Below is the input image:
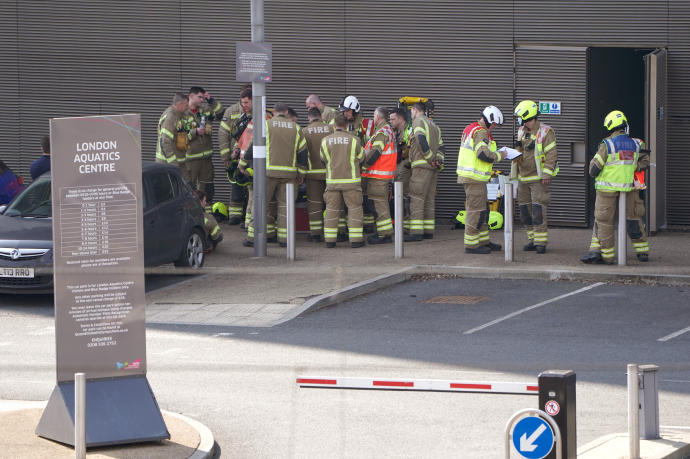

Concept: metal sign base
[[35, 375, 169, 447]]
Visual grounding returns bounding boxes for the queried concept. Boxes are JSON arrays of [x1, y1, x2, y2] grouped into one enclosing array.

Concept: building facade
[[2, 1, 689, 227]]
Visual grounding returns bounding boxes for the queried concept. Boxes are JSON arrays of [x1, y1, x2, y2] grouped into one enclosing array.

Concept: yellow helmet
[[604, 110, 628, 131], [514, 100, 538, 126]]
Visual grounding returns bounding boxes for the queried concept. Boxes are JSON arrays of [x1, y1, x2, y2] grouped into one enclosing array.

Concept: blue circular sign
[[512, 416, 554, 459]]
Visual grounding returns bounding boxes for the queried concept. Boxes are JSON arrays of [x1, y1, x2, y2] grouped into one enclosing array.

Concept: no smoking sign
[[545, 400, 560, 416]]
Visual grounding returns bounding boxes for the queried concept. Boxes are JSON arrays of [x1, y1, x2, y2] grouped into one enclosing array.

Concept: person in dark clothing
[[30, 135, 51, 180]]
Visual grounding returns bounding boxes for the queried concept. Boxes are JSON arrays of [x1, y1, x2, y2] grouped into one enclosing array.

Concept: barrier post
[[538, 370, 576, 459], [504, 181, 514, 262], [286, 182, 295, 261], [394, 181, 403, 259], [638, 364, 660, 439], [628, 363, 640, 458], [74, 373, 86, 459], [617, 192, 627, 266]]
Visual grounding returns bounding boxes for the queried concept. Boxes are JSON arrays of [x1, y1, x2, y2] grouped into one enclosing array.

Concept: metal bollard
[[74, 372, 86, 459], [628, 363, 640, 458], [286, 183, 295, 261], [394, 181, 403, 259], [504, 181, 514, 262], [639, 364, 660, 439], [617, 192, 627, 266], [538, 370, 576, 459]]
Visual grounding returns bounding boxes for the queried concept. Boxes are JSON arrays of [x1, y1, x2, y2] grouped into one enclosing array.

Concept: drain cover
[[424, 295, 488, 304]]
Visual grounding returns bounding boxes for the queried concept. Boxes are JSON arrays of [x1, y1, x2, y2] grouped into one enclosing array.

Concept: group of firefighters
[[156, 86, 650, 264]]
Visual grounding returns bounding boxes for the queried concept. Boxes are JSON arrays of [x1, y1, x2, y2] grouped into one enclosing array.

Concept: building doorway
[[586, 47, 654, 225]]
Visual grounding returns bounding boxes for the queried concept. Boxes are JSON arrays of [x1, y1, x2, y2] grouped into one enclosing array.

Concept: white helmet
[[482, 105, 504, 126], [340, 95, 360, 114]]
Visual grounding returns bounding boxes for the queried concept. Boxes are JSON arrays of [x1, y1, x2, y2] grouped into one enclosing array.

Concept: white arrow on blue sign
[[512, 416, 554, 459]]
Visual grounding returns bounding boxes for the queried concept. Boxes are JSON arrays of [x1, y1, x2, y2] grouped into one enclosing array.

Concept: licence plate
[[0, 267, 35, 278]]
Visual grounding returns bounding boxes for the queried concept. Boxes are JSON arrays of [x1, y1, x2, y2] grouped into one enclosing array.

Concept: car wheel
[[174, 228, 205, 268]]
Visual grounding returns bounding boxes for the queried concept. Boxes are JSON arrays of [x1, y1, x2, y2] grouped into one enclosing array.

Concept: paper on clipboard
[[498, 146, 522, 160]]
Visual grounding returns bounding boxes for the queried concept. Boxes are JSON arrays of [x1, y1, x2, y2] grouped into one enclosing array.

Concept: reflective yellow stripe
[[160, 128, 174, 140]]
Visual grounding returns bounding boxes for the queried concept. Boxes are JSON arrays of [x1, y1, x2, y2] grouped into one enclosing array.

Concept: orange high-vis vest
[[362, 124, 397, 179]]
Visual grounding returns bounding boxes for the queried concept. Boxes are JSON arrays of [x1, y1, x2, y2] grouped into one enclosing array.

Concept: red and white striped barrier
[[297, 376, 538, 395]]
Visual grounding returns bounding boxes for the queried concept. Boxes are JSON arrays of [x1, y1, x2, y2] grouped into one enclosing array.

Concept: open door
[[644, 48, 667, 233]]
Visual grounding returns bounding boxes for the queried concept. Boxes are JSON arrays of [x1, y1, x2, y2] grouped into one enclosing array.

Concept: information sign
[[236, 41, 272, 82], [50, 114, 146, 381], [539, 101, 561, 115], [512, 416, 555, 459]]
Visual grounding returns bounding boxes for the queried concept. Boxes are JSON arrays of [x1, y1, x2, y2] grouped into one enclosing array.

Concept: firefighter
[[581, 110, 650, 264], [306, 94, 337, 125], [156, 93, 189, 175], [389, 107, 413, 230], [320, 112, 366, 248], [244, 103, 307, 248], [302, 107, 334, 242], [457, 106, 506, 254], [183, 86, 223, 206], [363, 107, 397, 244], [194, 190, 223, 250], [405, 102, 441, 242], [335, 95, 376, 232], [512, 100, 559, 254], [219, 85, 252, 225], [332, 95, 374, 142]]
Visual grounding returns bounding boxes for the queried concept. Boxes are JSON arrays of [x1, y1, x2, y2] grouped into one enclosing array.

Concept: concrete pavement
[[0, 400, 215, 459], [144, 223, 690, 458], [144, 224, 690, 329], [4, 223, 689, 458]]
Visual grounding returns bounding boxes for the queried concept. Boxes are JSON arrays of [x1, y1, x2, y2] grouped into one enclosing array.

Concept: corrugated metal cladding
[[667, 1, 690, 226], [515, 47, 588, 226], [2, 1, 690, 226]]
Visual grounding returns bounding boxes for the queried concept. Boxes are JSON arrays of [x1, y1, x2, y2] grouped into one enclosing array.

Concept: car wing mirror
[[0, 205, 6, 214]]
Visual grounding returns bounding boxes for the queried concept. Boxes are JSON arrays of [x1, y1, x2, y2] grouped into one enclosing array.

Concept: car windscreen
[[4, 177, 52, 217]]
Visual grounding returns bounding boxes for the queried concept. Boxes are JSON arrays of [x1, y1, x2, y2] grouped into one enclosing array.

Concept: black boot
[[580, 251, 601, 264], [368, 234, 392, 244], [637, 253, 649, 262], [326, 242, 336, 248], [465, 246, 491, 254], [535, 245, 546, 254], [487, 242, 502, 251], [351, 241, 365, 248], [523, 241, 537, 251], [242, 239, 253, 247], [404, 233, 423, 242], [228, 216, 241, 225]]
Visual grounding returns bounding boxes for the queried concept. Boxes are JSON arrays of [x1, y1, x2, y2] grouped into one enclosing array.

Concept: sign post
[[237, 9, 272, 258], [36, 114, 168, 447]]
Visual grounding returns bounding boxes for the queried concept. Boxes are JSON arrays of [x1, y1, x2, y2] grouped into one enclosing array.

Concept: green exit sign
[[539, 101, 561, 115]]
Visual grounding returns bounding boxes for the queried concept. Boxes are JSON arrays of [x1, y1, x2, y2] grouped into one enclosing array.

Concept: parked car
[[0, 162, 206, 293]]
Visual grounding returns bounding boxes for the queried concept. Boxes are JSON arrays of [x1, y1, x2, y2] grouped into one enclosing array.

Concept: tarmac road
[[1, 277, 689, 457]]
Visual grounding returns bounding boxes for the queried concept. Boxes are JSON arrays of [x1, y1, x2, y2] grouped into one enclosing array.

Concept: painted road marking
[[463, 282, 606, 335], [658, 326, 690, 342]]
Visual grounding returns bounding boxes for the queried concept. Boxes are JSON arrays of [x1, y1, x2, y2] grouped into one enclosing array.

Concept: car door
[[144, 172, 181, 266], [142, 175, 160, 266]]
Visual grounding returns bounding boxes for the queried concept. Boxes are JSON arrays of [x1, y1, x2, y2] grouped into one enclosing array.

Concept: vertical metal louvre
[[13, 0, 183, 179], [342, 0, 514, 221], [667, 0, 690, 226], [515, 46, 588, 226], [0, 2, 21, 177], [2, 0, 689, 227]]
